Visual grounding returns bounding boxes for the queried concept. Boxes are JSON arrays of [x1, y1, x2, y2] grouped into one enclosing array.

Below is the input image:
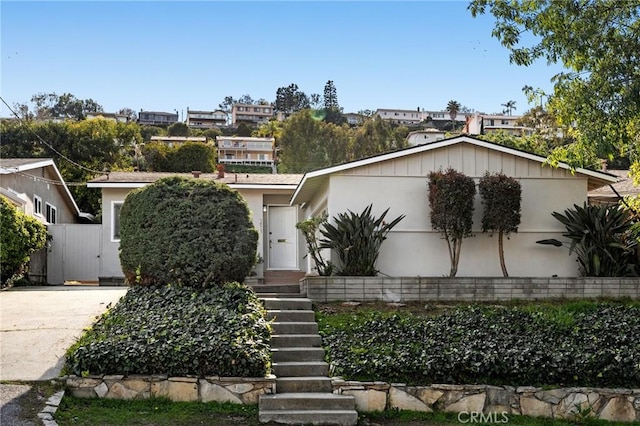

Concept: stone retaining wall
[[332, 380, 640, 422], [302, 277, 640, 302], [64, 375, 275, 404]]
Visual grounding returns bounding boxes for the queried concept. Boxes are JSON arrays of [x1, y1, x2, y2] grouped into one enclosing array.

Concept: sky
[[1, 1, 565, 119]]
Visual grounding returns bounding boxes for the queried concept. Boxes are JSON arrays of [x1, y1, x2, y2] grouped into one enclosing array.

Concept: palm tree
[[501, 100, 517, 116], [446, 100, 461, 131]]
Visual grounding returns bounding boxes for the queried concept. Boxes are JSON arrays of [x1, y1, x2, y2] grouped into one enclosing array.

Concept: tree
[[235, 122, 253, 137], [350, 116, 407, 160], [167, 122, 188, 136], [1, 196, 48, 286], [139, 125, 166, 142], [428, 168, 476, 277], [277, 110, 327, 173], [446, 100, 461, 131], [469, 0, 640, 173], [322, 80, 345, 125], [28, 92, 103, 120], [118, 108, 138, 122], [501, 100, 517, 116], [479, 172, 522, 277], [238, 94, 255, 105], [218, 96, 236, 112], [274, 83, 310, 116]]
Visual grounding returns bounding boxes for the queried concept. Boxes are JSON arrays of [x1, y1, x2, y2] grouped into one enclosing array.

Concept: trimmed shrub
[[0, 196, 48, 286], [65, 283, 271, 377], [119, 176, 258, 287]]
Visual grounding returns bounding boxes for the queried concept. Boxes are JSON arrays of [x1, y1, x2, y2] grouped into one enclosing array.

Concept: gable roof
[[588, 170, 640, 202], [87, 171, 303, 190], [290, 135, 619, 205], [0, 158, 81, 216]]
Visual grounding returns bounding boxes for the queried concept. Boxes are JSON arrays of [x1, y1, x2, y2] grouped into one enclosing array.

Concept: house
[[86, 171, 303, 284], [0, 158, 85, 283], [588, 169, 640, 205], [290, 135, 618, 277], [406, 129, 447, 146], [138, 110, 179, 127], [463, 113, 532, 136], [85, 112, 129, 123], [150, 136, 207, 148], [344, 113, 366, 126], [375, 108, 423, 126], [216, 136, 275, 168], [186, 108, 227, 128], [231, 104, 274, 126], [420, 110, 470, 128]]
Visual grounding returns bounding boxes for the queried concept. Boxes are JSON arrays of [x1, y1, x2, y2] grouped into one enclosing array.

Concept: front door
[[268, 206, 298, 269]]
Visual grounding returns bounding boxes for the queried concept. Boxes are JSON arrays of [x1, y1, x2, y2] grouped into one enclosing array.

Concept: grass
[[54, 397, 260, 426], [0, 380, 64, 423]]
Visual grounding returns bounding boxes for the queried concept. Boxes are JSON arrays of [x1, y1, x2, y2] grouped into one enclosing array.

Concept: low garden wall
[[332, 380, 640, 422], [301, 276, 640, 302], [64, 374, 275, 404]]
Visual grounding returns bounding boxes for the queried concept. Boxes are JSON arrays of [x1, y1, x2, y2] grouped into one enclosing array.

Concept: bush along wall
[[65, 283, 271, 378]]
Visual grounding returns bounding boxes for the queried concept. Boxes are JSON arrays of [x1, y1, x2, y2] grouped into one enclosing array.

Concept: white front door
[[268, 206, 298, 269]]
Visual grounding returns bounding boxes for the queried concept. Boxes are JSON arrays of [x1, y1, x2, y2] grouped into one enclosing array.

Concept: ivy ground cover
[[318, 300, 640, 387], [65, 283, 271, 378]]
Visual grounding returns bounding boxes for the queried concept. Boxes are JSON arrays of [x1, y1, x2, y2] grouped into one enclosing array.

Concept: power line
[[0, 96, 108, 176]]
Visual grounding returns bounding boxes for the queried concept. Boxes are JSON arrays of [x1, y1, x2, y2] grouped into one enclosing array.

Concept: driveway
[[0, 286, 127, 381]]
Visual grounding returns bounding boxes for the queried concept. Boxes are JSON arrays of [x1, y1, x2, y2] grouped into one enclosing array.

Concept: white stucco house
[[291, 135, 618, 277], [83, 135, 618, 284]]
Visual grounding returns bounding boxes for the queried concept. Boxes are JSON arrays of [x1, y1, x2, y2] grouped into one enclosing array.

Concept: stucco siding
[[100, 188, 131, 278], [322, 168, 586, 277]]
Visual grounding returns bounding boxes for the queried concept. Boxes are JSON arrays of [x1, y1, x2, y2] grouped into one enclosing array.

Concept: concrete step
[[272, 347, 325, 362], [263, 270, 306, 285], [258, 409, 358, 426], [254, 292, 302, 299], [261, 297, 313, 311], [260, 393, 355, 411], [252, 283, 301, 294], [272, 361, 329, 377], [276, 376, 333, 393], [270, 334, 322, 348], [266, 310, 316, 322], [271, 321, 318, 335]]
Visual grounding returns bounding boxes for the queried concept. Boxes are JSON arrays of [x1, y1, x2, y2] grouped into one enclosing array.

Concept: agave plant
[[552, 203, 639, 277], [319, 204, 405, 276]]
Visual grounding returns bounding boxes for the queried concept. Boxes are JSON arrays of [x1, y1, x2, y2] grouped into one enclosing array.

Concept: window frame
[[33, 194, 43, 216], [45, 202, 57, 224], [111, 201, 124, 242]]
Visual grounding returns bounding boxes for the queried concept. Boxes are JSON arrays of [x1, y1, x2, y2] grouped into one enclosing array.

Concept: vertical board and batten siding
[[325, 143, 585, 277], [47, 224, 101, 284]]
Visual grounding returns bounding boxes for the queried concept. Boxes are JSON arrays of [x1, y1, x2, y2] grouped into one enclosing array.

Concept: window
[[501, 120, 510, 125], [45, 203, 57, 224], [112, 202, 123, 241], [33, 195, 42, 216]]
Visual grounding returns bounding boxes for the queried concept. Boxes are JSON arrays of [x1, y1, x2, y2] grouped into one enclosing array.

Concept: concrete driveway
[[0, 286, 127, 381]]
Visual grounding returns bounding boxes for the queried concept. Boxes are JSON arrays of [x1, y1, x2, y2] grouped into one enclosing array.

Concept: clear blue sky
[[1, 1, 564, 119]]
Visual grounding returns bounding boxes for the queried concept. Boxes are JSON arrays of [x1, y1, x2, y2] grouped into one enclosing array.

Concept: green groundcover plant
[[319, 302, 640, 387], [65, 283, 271, 377]]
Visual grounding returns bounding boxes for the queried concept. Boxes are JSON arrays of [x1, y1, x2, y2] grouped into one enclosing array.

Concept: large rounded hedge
[[119, 176, 258, 287]]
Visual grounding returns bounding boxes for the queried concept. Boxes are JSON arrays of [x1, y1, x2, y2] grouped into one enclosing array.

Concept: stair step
[[273, 361, 329, 377], [260, 393, 355, 411], [258, 409, 358, 426], [272, 321, 318, 335], [272, 347, 325, 362], [266, 310, 316, 322], [254, 292, 302, 298], [261, 297, 313, 311], [276, 376, 333, 393], [252, 283, 301, 293], [271, 334, 322, 348]]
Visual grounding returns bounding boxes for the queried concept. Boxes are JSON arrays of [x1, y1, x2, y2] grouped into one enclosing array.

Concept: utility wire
[[0, 96, 108, 176]]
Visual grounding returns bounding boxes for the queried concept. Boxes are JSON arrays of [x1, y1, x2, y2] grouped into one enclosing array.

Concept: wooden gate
[[47, 224, 101, 284]]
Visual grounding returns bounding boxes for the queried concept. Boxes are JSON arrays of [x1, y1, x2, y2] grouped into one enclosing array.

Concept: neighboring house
[[231, 104, 274, 126], [588, 169, 640, 205], [463, 113, 532, 136], [0, 158, 85, 283], [344, 113, 366, 126], [290, 135, 618, 277], [420, 110, 469, 127], [375, 108, 423, 126], [406, 129, 447, 146], [216, 136, 275, 168], [150, 136, 207, 147], [86, 112, 129, 123], [138, 110, 179, 127], [186, 108, 227, 128], [87, 171, 303, 284]]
